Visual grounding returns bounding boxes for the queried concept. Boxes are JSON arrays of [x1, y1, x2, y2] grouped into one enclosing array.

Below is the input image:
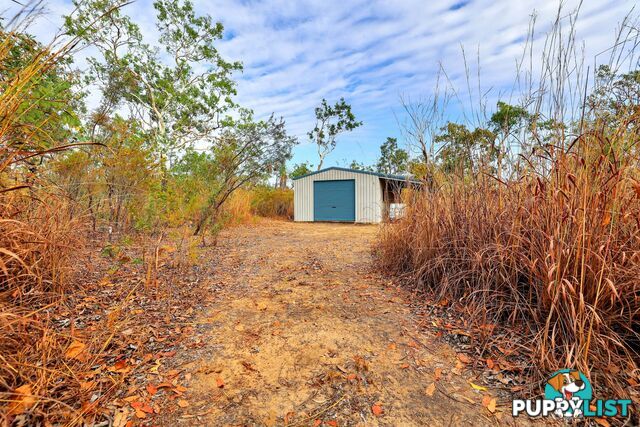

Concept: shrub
[[251, 187, 293, 219]]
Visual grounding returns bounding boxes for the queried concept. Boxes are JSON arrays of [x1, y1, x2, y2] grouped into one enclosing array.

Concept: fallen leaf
[[387, 343, 397, 350], [177, 399, 189, 408], [284, 411, 296, 424], [312, 420, 322, 427], [346, 373, 357, 381], [113, 407, 129, 427], [425, 383, 436, 396], [469, 381, 487, 392], [216, 377, 225, 388], [487, 398, 497, 413], [457, 353, 471, 364], [452, 360, 464, 375], [146, 384, 158, 396], [400, 363, 410, 369], [595, 418, 611, 427], [156, 382, 173, 389], [353, 355, 368, 371], [240, 361, 256, 372], [371, 403, 384, 416], [130, 401, 153, 413], [149, 360, 162, 373], [434, 368, 442, 381], [166, 369, 180, 377], [482, 395, 492, 408], [65, 341, 86, 360], [326, 421, 338, 427], [7, 384, 35, 415], [80, 381, 95, 391], [486, 359, 495, 369], [110, 359, 131, 374]]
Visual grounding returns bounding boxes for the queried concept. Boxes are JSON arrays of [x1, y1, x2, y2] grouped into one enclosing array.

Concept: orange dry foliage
[[377, 127, 640, 397]]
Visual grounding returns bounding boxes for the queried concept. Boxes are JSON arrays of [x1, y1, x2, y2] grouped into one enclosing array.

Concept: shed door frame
[[313, 179, 356, 222]]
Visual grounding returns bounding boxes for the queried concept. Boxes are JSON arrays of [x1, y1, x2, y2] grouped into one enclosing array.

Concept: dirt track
[[160, 220, 516, 426]]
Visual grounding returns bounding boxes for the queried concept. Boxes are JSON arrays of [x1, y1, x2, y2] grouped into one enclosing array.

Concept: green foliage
[[290, 162, 313, 179], [0, 30, 84, 150], [53, 116, 157, 229], [376, 137, 408, 175], [407, 159, 429, 180], [589, 65, 640, 131], [308, 98, 362, 170], [349, 160, 373, 171], [489, 101, 530, 135], [434, 122, 496, 174], [192, 110, 297, 234], [65, 0, 242, 155]]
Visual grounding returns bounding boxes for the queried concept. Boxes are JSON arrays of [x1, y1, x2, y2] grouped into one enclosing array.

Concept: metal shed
[[292, 167, 418, 223]]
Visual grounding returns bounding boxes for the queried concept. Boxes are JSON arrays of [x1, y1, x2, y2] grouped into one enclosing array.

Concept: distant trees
[[290, 162, 313, 179], [377, 137, 408, 175], [349, 160, 373, 171], [434, 123, 495, 175], [589, 65, 640, 131], [308, 98, 362, 170]]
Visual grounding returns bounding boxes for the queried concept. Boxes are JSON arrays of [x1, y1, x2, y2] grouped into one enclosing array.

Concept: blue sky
[[4, 0, 638, 168]]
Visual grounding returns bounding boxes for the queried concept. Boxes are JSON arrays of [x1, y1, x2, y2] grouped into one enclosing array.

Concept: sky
[[3, 0, 638, 168]]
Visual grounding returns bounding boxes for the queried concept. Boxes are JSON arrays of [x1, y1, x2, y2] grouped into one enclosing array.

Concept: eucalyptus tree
[[377, 137, 408, 175], [65, 0, 242, 161], [192, 110, 297, 236], [308, 98, 362, 170]]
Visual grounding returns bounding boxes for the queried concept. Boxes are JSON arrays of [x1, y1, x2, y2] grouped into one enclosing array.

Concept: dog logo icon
[[544, 369, 592, 417]]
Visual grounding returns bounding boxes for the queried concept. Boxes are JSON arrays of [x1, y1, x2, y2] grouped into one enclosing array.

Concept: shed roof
[[292, 166, 421, 183]]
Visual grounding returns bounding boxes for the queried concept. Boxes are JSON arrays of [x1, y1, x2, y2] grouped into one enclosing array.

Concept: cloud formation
[[3, 0, 637, 165]]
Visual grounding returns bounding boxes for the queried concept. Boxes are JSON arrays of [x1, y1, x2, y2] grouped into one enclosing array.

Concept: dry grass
[[378, 140, 640, 396], [251, 187, 293, 219], [0, 17, 111, 424], [377, 6, 640, 401], [220, 187, 293, 226]]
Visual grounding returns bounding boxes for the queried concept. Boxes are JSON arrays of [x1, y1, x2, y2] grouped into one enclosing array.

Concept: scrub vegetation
[[377, 8, 640, 403], [2, 0, 639, 425], [1, 1, 296, 423]]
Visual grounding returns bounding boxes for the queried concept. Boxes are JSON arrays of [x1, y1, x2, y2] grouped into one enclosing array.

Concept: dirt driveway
[[160, 220, 514, 426]]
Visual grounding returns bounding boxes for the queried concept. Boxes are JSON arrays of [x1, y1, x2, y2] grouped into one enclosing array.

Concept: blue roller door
[[313, 180, 355, 222]]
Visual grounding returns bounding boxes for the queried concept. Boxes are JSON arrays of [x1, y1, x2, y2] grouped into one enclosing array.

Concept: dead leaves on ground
[[481, 395, 497, 413], [7, 384, 36, 416], [65, 340, 87, 360], [425, 382, 436, 397], [371, 403, 384, 416]]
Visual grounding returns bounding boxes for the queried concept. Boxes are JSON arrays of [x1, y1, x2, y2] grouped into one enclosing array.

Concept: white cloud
[[3, 0, 637, 165]]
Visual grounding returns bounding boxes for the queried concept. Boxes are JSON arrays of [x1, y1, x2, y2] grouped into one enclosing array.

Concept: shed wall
[[294, 169, 383, 223]]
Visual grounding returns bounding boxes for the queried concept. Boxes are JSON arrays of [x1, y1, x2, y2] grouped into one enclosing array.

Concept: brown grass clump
[[0, 16, 106, 424], [221, 187, 294, 225], [378, 101, 640, 400], [251, 187, 293, 219], [377, 7, 640, 400]]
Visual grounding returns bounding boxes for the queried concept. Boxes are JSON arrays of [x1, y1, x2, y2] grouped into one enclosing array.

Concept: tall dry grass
[[377, 9, 640, 398], [1, 9, 118, 423]]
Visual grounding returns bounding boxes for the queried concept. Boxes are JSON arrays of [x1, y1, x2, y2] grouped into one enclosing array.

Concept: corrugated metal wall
[[293, 169, 383, 223]]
